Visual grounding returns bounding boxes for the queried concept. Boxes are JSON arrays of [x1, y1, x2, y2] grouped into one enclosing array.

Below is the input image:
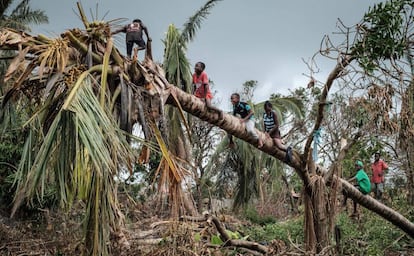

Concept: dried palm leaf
[[151, 121, 182, 183], [4, 46, 30, 81], [99, 37, 112, 106], [36, 37, 69, 77]]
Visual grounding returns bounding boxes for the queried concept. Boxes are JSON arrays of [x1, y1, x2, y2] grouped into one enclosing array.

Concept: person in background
[[192, 61, 223, 119], [228, 93, 263, 148], [262, 101, 292, 163], [343, 160, 371, 217], [371, 152, 388, 200], [113, 19, 151, 59]]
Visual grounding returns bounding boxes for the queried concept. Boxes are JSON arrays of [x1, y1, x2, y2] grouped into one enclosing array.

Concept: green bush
[[243, 206, 277, 225], [241, 208, 413, 255], [336, 210, 411, 255], [242, 215, 304, 244], [0, 128, 25, 206]]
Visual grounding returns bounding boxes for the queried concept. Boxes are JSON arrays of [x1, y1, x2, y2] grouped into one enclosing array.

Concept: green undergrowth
[[240, 207, 414, 255], [241, 214, 304, 245], [336, 209, 413, 255]]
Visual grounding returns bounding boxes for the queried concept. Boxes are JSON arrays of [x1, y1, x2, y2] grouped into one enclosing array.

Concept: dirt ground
[[0, 200, 281, 256], [1, 201, 413, 256]]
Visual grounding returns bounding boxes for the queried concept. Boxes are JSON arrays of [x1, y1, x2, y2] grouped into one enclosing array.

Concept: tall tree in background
[[352, 0, 414, 204], [298, 0, 414, 252], [0, 0, 48, 92], [0, 0, 48, 83], [0, 0, 48, 30]]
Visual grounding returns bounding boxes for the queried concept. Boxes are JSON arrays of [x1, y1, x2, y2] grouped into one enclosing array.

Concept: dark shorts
[[373, 183, 384, 193], [126, 39, 146, 56]]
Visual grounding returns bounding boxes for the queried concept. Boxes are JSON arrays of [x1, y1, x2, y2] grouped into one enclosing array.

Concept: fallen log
[[180, 212, 269, 255]]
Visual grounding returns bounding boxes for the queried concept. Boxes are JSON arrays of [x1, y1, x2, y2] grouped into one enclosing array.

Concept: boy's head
[[264, 100, 272, 111], [133, 19, 141, 23], [194, 62, 205, 74], [355, 160, 363, 170], [374, 152, 380, 161], [230, 93, 240, 105]]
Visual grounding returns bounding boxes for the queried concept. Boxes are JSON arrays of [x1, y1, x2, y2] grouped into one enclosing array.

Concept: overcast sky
[[30, 0, 385, 111]]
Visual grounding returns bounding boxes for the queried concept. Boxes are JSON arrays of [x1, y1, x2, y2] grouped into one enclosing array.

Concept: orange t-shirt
[[371, 159, 388, 183], [193, 71, 213, 99]]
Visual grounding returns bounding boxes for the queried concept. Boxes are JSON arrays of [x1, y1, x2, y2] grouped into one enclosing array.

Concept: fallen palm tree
[[1, 1, 414, 255]]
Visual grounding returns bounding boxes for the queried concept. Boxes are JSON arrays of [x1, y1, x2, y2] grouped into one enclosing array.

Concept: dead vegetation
[[0, 199, 295, 256]]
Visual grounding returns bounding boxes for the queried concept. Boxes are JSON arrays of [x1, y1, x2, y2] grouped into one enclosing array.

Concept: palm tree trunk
[[341, 178, 414, 236]]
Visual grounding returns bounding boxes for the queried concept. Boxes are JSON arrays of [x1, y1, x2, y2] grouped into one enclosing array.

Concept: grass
[[240, 206, 414, 255]]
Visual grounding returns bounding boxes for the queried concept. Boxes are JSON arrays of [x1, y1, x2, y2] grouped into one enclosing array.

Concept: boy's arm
[[348, 176, 356, 182], [112, 26, 125, 35], [379, 160, 388, 178], [242, 109, 253, 122], [382, 160, 388, 170], [203, 83, 209, 99], [143, 25, 151, 41]]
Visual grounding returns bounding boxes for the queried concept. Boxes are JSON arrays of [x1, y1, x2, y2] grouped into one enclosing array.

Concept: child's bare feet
[[285, 146, 293, 163]]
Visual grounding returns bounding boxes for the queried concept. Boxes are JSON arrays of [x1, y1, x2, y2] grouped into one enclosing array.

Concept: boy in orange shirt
[[371, 152, 388, 200], [192, 62, 223, 120]]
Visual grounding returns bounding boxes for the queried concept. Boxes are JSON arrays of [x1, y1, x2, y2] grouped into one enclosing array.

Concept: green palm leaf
[[181, 0, 223, 43], [255, 96, 304, 126], [0, 0, 48, 31], [12, 76, 134, 255], [163, 24, 192, 91]]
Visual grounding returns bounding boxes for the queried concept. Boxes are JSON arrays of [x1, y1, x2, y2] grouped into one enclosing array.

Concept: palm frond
[[233, 140, 260, 208], [6, 0, 48, 31], [180, 0, 222, 43], [99, 37, 112, 106], [14, 76, 131, 205], [273, 97, 305, 119], [151, 120, 182, 183], [36, 37, 69, 77], [0, 0, 13, 17], [11, 76, 134, 255], [255, 96, 305, 126], [163, 24, 192, 92]]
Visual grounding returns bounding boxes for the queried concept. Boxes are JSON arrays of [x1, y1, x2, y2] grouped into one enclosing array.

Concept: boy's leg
[[349, 200, 358, 218], [136, 39, 146, 50], [274, 138, 286, 151], [342, 194, 348, 207], [126, 41, 134, 59], [245, 119, 263, 148], [378, 183, 384, 200], [273, 138, 292, 163], [374, 183, 381, 199], [285, 146, 293, 163]]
